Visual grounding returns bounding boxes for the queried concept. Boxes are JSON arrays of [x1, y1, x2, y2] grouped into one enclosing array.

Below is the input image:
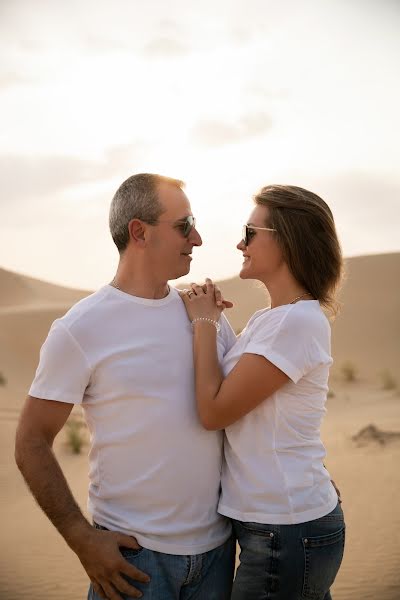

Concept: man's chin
[[171, 265, 191, 280]]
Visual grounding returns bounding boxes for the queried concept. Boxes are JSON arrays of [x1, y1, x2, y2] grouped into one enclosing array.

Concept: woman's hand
[[180, 278, 232, 323]]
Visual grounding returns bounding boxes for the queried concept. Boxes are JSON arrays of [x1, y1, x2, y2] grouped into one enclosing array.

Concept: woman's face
[[237, 204, 284, 282]]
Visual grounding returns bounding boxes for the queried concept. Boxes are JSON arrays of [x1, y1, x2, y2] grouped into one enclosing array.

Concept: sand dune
[[211, 252, 400, 380], [0, 266, 90, 308], [1, 253, 399, 599]]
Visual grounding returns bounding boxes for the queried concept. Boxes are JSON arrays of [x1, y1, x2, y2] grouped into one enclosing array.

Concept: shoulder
[[58, 287, 111, 333], [243, 307, 272, 332], [283, 301, 330, 335], [245, 301, 330, 345]]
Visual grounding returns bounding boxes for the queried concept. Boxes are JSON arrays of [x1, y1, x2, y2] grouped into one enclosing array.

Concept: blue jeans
[[232, 503, 345, 600], [87, 529, 235, 600]]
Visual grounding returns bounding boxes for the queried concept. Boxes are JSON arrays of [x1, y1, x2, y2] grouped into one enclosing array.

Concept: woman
[[181, 185, 345, 600]]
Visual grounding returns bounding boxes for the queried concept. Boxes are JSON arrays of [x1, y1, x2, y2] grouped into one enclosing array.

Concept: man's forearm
[[15, 434, 92, 552]]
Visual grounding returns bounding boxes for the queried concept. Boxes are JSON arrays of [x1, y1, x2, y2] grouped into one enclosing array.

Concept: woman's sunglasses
[[242, 224, 276, 246]]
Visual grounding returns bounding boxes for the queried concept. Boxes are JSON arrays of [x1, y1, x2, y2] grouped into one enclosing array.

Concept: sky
[[1, 0, 399, 290]]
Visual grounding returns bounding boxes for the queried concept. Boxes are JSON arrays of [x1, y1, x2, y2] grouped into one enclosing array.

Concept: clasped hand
[[180, 278, 233, 323]]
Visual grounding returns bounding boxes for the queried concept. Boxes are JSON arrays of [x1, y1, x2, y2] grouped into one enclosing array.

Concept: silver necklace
[[110, 278, 170, 297], [290, 292, 312, 304], [110, 278, 121, 291]]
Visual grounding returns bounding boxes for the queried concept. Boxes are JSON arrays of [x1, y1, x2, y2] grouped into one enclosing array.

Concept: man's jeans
[[232, 502, 345, 600], [87, 528, 235, 600]]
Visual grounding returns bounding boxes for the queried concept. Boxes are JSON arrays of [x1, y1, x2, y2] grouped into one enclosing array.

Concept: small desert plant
[[65, 418, 85, 454], [341, 361, 357, 382], [379, 369, 397, 391], [0, 372, 6, 386]]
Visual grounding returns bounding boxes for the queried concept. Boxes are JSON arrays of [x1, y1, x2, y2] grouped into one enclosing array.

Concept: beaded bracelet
[[191, 317, 221, 332]]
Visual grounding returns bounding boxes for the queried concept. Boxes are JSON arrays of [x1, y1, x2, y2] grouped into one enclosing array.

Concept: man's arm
[[15, 396, 149, 600]]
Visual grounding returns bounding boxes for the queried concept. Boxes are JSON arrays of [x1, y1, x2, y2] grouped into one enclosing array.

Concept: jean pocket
[[238, 521, 276, 538], [302, 526, 345, 599], [120, 546, 145, 559]]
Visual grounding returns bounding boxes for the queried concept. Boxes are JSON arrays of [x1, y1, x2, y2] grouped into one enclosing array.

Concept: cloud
[[191, 113, 272, 147], [0, 144, 146, 205], [0, 70, 30, 89], [83, 35, 129, 54], [142, 37, 189, 57]]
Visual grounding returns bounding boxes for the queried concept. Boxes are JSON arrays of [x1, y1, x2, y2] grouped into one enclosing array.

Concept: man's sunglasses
[[242, 224, 276, 246], [157, 215, 196, 238]]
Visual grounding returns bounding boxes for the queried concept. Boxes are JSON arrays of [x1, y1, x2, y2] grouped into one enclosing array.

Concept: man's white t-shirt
[[29, 285, 237, 555], [218, 300, 338, 525]]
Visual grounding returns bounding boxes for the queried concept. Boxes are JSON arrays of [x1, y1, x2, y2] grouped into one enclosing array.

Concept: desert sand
[[1, 253, 399, 599]]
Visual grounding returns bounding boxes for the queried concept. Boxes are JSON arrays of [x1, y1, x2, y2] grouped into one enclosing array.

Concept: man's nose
[[190, 226, 202, 246], [237, 239, 245, 250]]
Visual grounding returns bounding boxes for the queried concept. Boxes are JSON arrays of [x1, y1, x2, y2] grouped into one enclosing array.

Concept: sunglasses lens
[[183, 216, 195, 237], [242, 225, 248, 246]]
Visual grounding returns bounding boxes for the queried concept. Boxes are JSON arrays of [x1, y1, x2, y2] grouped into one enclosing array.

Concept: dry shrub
[[379, 369, 397, 391], [341, 361, 357, 382], [65, 418, 86, 454]]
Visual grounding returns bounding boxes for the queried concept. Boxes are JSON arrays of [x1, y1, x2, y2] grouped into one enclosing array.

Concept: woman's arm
[[182, 280, 289, 430]]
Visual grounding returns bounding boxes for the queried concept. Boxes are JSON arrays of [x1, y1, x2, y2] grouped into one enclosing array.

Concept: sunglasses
[[242, 224, 276, 246], [157, 215, 196, 238]]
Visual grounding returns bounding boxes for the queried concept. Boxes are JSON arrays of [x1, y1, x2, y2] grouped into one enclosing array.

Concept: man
[[15, 174, 236, 600]]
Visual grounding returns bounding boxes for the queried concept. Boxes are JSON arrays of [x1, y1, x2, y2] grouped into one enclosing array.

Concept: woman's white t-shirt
[[218, 300, 338, 525]]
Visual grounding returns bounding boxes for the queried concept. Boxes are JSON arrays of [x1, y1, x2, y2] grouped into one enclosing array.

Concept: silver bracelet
[[191, 317, 221, 332]]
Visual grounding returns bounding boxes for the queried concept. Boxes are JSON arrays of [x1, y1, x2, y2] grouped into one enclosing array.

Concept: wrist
[[62, 516, 93, 553], [191, 317, 220, 332]]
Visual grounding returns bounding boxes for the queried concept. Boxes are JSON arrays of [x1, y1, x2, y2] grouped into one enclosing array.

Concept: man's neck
[[111, 264, 170, 300]]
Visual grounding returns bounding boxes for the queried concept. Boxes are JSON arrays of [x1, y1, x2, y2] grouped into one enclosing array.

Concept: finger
[[116, 534, 141, 550], [120, 560, 151, 584], [112, 574, 144, 598], [181, 293, 190, 307], [92, 581, 107, 600], [99, 579, 123, 600], [212, 282, 223, 307], [222, 300, 234, 309], [190, 283, 204, 296], [205, 277, 215, 291]]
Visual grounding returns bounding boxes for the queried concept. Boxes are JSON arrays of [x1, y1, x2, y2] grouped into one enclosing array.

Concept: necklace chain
[[110, 278, 120, 291], [110, 278, 170, 297], [290, 292, 312, 304]]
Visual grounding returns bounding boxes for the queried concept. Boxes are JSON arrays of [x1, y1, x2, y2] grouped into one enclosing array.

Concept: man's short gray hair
[[109, 173, 185, 253]]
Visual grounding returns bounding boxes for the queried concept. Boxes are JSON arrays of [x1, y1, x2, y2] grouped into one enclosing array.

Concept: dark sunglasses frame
[[156, 215, 196, 238], [242, 224, 276, 246], [178, 215, 196, 237]]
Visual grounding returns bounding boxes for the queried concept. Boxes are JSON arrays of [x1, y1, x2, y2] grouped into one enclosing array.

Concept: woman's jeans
[[232, 502, 345, 600]]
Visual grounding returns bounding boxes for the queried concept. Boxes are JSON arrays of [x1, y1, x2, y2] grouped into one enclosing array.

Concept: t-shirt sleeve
[[29, 319, 91, 404], [244, 307, 331, 383], [218, 313, 237, 356]]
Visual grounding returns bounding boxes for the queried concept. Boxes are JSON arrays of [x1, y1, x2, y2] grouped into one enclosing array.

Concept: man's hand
[[76, 528, 150, 599]]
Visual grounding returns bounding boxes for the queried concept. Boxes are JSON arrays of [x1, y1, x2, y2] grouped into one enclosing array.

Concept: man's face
[[145, 183, 202, 280]]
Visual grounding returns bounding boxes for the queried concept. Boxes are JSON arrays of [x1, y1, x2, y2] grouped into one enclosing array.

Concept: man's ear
[[128, 219, 146, 245]]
